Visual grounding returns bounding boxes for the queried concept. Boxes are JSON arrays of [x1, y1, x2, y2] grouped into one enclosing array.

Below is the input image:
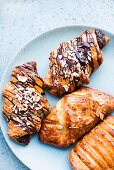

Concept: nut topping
[[63, 85, 69, 92], [17, 75, 28, 82]]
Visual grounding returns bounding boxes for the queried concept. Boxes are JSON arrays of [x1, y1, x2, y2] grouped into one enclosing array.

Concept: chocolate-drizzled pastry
[[69, 116, 114, 170], [2, 61, 50, 145], [39, 87, 114, 148], [45, 30, 109, 96]]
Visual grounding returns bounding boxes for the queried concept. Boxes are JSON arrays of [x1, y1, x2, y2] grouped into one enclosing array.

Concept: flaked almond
[[17, 75, 27, 82], [61, 60, 66, 67], [26, 87, 35, 92], [73, 72, 78, 77], [26, 121, 31, 126], [63, 85, 69, 92], [58, 55, 62, 59]]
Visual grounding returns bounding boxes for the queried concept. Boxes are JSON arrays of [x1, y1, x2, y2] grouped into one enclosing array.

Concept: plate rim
[[0, 24, 114, 169]]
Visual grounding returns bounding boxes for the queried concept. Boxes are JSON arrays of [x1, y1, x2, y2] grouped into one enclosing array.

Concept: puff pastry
[[69, 116, 114, 170], [3, 61, 50, 144], [40, 87, 114, 147], [44, 30, 109, 96]]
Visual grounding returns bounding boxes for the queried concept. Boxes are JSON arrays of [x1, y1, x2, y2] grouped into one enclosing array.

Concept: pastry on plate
[[39, 87, 114, 148], [2, 61, 50, 144], [69, 116, 114, 170], [44, 30, 109, 96]]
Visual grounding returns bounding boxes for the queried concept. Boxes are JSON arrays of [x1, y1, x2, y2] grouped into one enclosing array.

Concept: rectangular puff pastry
[[69, 116, 114, 170]]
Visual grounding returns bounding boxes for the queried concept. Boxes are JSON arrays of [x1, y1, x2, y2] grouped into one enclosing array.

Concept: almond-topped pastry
[[45, 30, 109, 96], [40, 87, 114, 148], [2, 61, 50, 145], [69, 116, 114, 170]]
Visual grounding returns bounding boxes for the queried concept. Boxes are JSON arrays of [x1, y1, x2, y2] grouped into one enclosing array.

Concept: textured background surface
[[0, 0, 114, 169]]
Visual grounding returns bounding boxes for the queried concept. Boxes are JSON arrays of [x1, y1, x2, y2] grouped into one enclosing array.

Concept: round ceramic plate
[[0, 25, 114, 170]]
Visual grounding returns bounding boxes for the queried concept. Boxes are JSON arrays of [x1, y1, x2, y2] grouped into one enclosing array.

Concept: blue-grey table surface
[[0, 0, 114, 169]]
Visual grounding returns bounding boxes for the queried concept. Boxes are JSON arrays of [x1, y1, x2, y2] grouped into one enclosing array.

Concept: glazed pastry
[[3, 61, 50, 144], [69, 116, 114, 170], [40, 87, 114, 148], [44, 30, 109, 96]]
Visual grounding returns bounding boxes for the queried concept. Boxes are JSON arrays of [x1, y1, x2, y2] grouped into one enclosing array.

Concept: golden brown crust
[[69, 116, 114, 170], [2, 61, 50, 145], [44, 30, 109, 96], [8, 119, 34, 145], [39, 86, 114, 148]]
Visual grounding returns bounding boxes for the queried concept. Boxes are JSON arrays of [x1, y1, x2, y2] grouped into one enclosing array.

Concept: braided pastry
[[69, 116, 114, 170]]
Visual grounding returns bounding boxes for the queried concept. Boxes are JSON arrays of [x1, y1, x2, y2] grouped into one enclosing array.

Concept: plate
[[0, 25, 114, 170]]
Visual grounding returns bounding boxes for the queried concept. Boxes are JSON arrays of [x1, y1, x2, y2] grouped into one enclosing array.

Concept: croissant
[[44, 30, 109, 96], [2, 61, 50, 144], [69, 116, 114, 170], [40, 87, 114, 148]]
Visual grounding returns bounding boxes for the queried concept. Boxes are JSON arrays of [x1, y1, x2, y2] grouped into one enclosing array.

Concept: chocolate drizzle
[[49, 29, 107, 94], [12, 62, 44, 94], [50, 35, 93, 84], [95, 30, 106, 49], [17, 135, 31, 145], [10, 114, 36, 133], [6, 86, 49, 134], [3, 61, 50, 144]]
